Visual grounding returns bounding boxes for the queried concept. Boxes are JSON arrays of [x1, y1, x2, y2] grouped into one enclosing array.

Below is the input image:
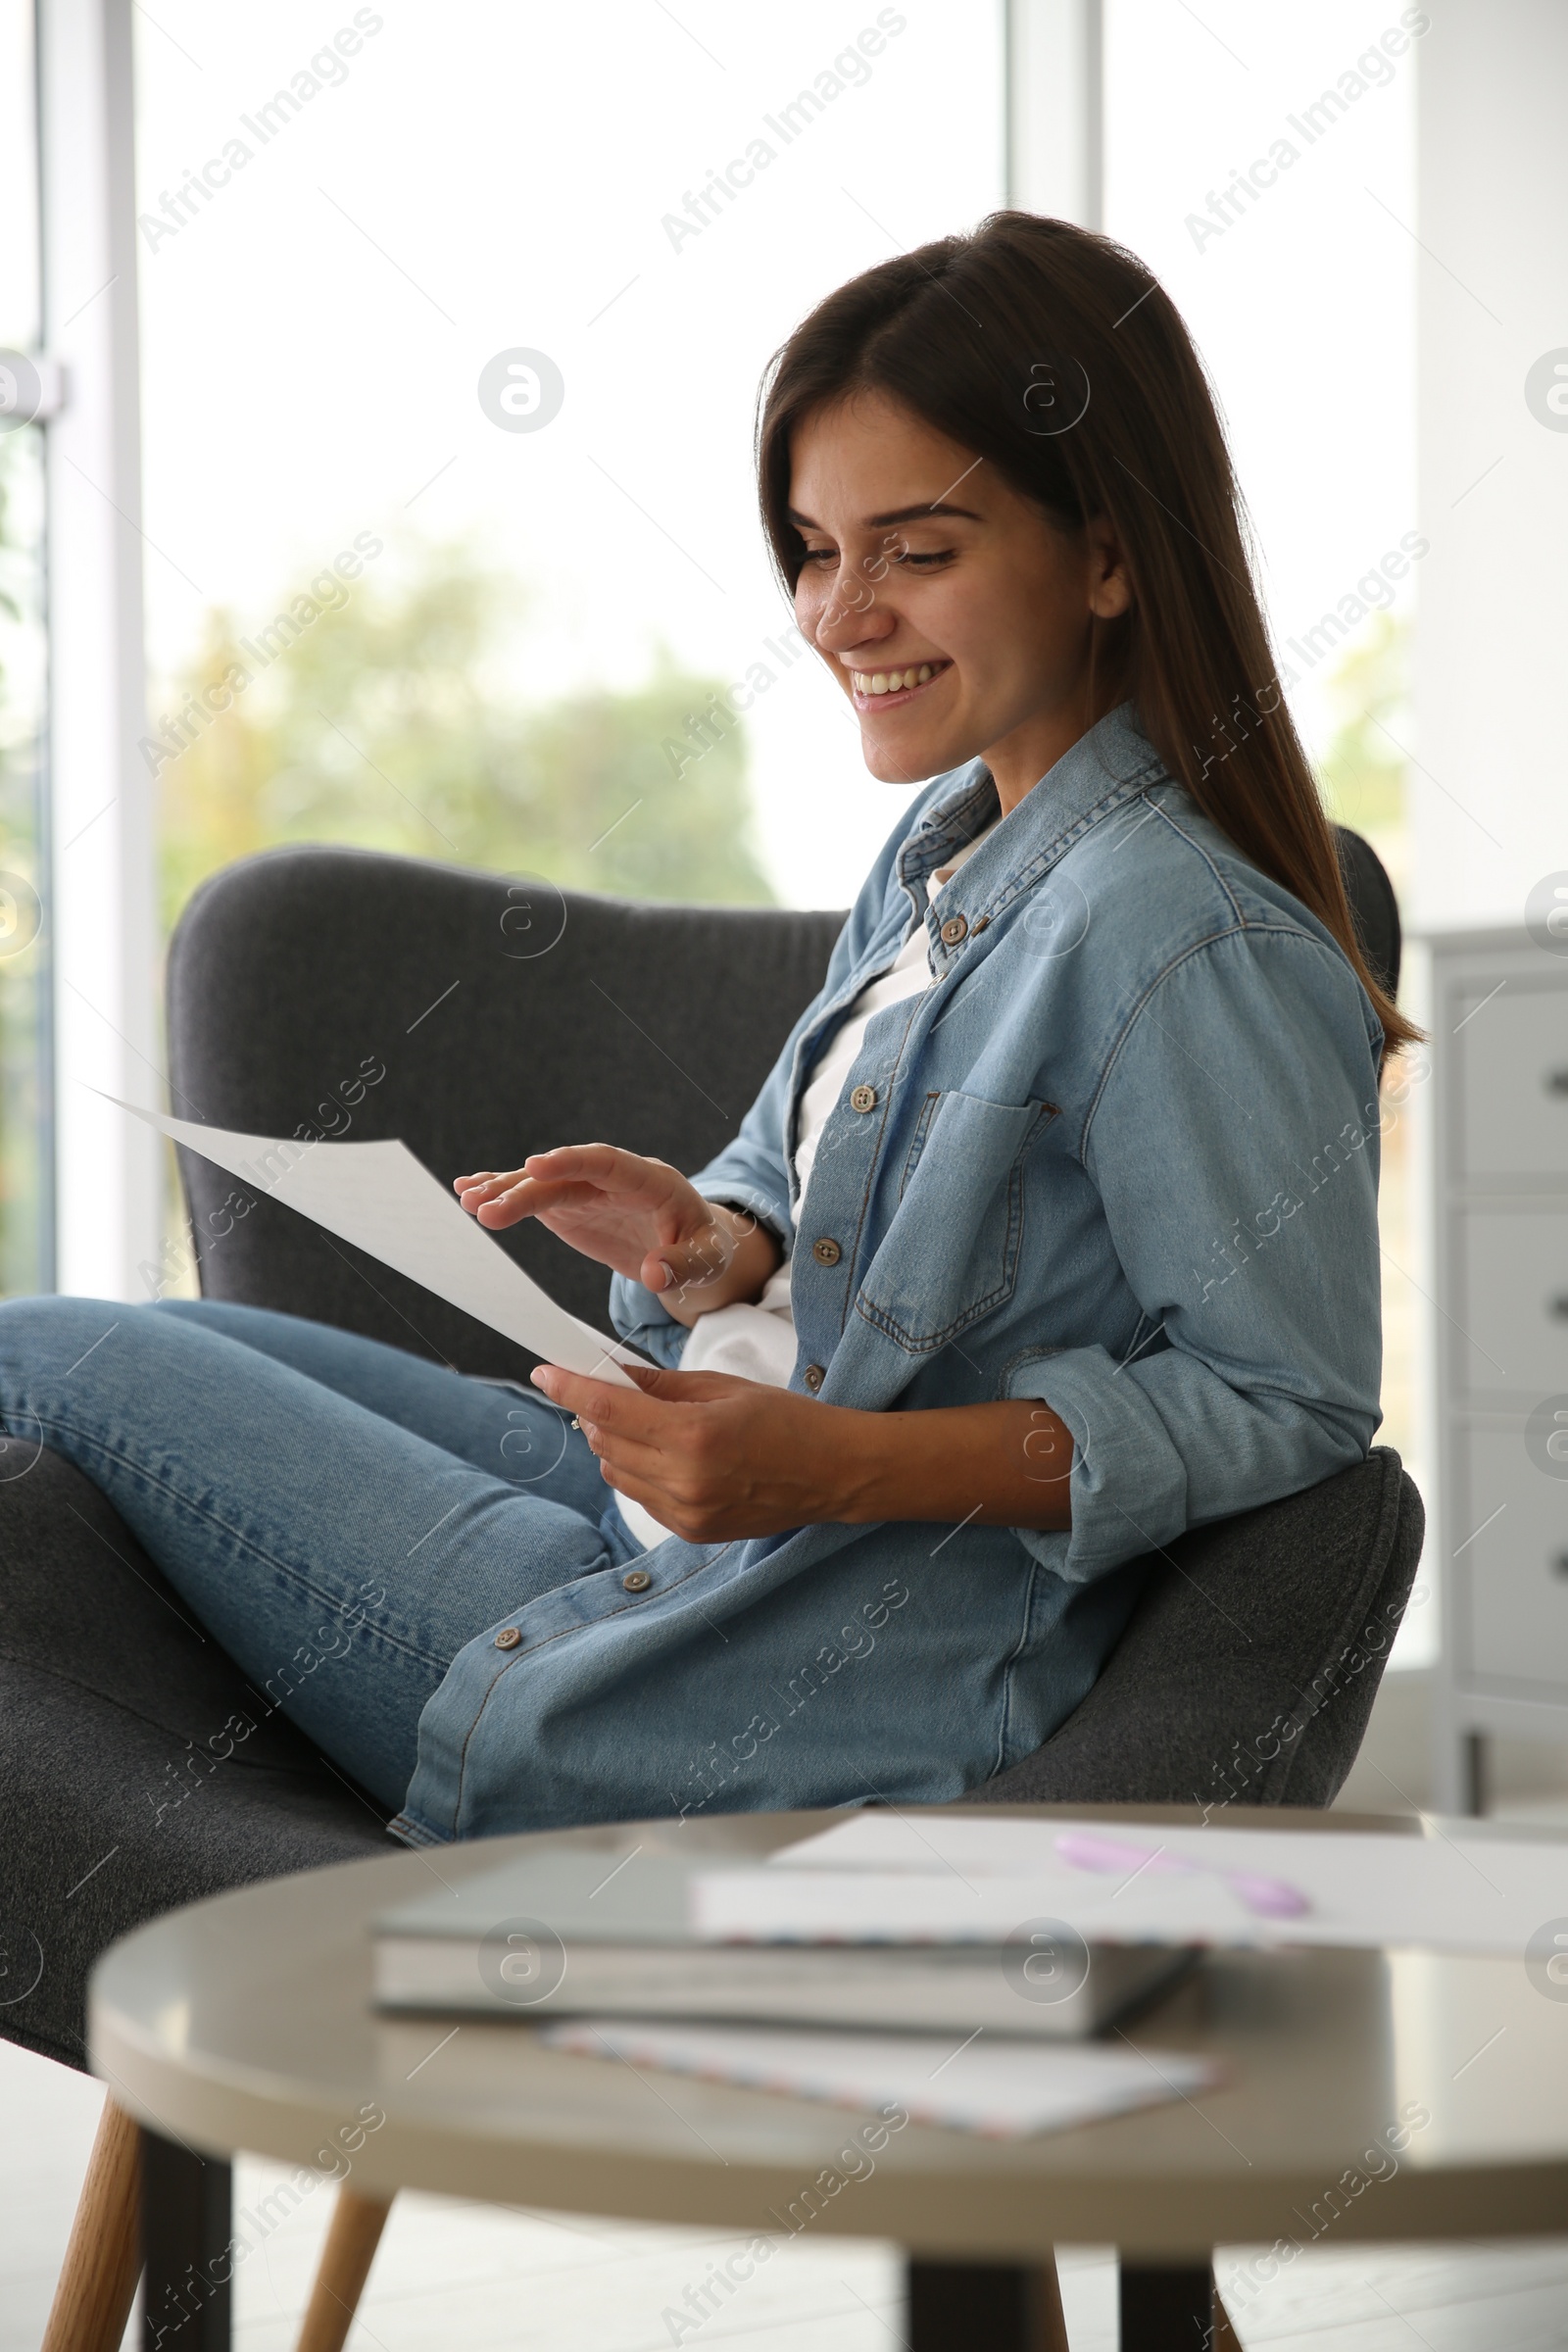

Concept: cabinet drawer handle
[[1548, 1068, 1568, 1099], [1553, 1297, 1568, 1321], [1555, 1554, 1568, 1580]]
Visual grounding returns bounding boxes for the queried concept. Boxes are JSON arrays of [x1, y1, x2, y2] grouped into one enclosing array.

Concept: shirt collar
[[898, 702, 1166, 903]]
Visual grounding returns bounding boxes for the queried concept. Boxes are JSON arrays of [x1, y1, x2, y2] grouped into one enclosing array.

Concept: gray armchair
[[0, 835, 1421, 2350]]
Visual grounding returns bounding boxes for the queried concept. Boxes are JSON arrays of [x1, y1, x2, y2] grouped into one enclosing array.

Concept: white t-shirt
[[614, 824, 996, 1550]]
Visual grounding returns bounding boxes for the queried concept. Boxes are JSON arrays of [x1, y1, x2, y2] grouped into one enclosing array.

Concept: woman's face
[[789, 390, 1130, 810]]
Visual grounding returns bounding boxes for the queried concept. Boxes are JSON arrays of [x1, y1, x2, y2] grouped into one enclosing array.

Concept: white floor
[[1216, 2241, 1568, 2350], [8, 2034, 1568, 2352]]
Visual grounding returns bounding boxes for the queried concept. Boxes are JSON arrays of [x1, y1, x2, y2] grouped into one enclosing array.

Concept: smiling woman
[[784, 393, 1131, 805], [755, 212, 1415, 1051], [0, 212, 1409, 1839]]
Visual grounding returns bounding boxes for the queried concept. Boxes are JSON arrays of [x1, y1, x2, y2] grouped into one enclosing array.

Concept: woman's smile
[[846, 658, 950, 710]]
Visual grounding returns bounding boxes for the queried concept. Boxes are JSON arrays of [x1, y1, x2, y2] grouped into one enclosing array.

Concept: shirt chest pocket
[[857, 1090, 1056, 1353]]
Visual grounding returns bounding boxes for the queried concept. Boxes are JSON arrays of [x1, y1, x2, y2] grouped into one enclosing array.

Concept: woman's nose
[[811, 575, 897, 650]]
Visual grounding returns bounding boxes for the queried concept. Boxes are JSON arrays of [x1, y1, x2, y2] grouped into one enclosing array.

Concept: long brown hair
[[757, 210, 1417, 1058]]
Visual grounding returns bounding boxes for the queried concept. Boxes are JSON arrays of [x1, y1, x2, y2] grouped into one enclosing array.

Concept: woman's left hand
[[530, 1361, 858, 1543]]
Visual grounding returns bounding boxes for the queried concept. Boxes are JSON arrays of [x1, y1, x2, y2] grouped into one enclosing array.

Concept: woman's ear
[[1086, 515, 1134, 620]]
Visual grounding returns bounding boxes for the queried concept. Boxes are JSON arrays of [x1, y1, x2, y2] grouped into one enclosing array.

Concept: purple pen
[[1055, 1832, 1309, 1919]]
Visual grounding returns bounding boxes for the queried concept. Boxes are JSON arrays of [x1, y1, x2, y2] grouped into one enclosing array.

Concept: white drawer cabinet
[[1454, 1210, 1568, 1397], [1454, 982, 1568, 1185], [1426, 928, 1568, 1811], [1455, 1428, 1568, 1687]]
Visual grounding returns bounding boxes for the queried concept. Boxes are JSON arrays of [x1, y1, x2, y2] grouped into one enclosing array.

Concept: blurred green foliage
[[1316, 610, 1409, 848], [155, 542, 774, 937], [0, 444, 22, 643]]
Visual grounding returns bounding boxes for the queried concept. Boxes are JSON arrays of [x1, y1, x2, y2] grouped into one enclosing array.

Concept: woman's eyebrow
[[786, 502, 984, 530], [868, 502, 984, 526]]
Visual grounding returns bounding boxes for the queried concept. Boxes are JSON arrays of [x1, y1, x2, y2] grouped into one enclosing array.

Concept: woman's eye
[[800, 547, 837, 567], [898, 549, 956, 569]]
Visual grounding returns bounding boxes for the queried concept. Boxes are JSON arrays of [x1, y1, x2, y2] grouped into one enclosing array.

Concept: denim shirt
[[393, 705, 1383, 1846]]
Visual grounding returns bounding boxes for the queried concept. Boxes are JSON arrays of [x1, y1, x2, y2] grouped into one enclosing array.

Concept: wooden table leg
[[295, 2186, 394, 2352], [907, 2255, 1069, 2350], [141, 2127, 233, 2349], [40, 2096, 142, 2352]]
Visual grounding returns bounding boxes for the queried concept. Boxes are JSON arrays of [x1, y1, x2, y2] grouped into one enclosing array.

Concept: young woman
[[0, 214, 1410, 1843]]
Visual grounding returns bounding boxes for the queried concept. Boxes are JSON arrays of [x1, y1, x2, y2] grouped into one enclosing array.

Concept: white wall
[[1412, 0, 1568, 934]]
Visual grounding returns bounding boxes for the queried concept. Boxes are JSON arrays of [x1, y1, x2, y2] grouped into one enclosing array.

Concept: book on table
[[370, 1845, 1193, 2038]]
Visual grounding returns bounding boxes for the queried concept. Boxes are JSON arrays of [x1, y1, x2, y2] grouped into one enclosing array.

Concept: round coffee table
[[91, 1803, 1568, 2350]]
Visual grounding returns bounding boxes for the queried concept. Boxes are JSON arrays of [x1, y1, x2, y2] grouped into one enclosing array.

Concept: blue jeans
[[0, 1296, 642, 1810]]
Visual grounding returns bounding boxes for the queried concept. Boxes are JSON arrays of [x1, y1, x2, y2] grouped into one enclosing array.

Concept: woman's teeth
[[853, 663, 935, 696]]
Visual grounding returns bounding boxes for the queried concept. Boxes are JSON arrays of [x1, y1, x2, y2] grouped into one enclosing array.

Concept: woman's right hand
[[453, 1146, 781, 1324]]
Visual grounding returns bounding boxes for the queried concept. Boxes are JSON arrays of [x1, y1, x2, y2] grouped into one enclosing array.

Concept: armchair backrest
[[167, 847, 841, 1374]]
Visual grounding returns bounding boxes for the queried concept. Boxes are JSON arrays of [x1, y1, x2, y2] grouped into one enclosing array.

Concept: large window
[[134, 1, 1004, 928], [0, 0, 50, 1295]]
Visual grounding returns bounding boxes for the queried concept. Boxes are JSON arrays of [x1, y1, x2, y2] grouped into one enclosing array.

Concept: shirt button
[[622, 1568, 653, 1592], [811, 1237, 842, 1266], [849, 1084, 877, 1113], [940, 913, 968, 946], [494, 1627, 522, 1650], [803, 1364, 825, 1394]]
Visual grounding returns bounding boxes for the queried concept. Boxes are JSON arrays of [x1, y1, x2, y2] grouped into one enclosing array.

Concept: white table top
[[89, 1804, 1568, 2260]]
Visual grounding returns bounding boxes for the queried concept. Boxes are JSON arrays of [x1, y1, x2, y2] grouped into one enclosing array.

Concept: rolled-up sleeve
[[1007, 925, 1385, 1581]]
